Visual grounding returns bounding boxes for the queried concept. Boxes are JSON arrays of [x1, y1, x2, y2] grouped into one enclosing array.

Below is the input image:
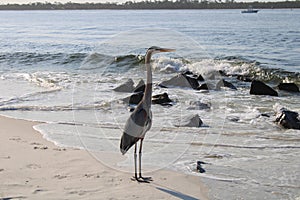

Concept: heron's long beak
[[159, 48, 176, 52]]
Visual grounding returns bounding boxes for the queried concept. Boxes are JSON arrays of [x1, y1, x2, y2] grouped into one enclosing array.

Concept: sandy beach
[[0, 115, 208, 200]]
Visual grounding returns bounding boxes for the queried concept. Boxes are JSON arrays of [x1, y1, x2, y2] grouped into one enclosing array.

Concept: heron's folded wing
[[124, 108, 148, 138]]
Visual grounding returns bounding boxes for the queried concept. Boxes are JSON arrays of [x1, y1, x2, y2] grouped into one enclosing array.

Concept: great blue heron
[[120, 46, 175, 182]]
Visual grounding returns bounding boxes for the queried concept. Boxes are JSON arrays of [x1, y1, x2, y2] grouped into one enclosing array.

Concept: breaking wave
[[1, 51, 299, 86]]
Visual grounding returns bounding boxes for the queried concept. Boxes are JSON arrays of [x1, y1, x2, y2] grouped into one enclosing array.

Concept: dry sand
[[0, 115, 208, 200]]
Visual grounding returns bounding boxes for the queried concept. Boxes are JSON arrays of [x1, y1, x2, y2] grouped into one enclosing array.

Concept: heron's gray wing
[[124, 108, 149, 138]]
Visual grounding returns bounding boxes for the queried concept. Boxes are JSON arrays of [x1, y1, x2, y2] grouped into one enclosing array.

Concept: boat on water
[[241, 6, 259, 13]]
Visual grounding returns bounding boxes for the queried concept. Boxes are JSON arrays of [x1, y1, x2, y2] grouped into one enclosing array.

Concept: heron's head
[[147, 46, 176, 55]]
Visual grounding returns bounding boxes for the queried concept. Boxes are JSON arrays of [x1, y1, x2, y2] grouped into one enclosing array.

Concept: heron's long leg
[[138, 139, 152, 182], [138, 138, 143, 178], [134, 143, 138, 180]]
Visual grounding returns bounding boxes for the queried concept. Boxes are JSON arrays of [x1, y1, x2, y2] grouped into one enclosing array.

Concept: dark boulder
[[124, 92, 173, 106], [182, 70, 193, 75], [159, 73, 199, 90], [128, 92, 144, 105], [260, 113, 271, 118], [275, 108, 300, 130], [182, 73, 199, 89], [278, 83, 299, 93], [133, 79, 145, 93], [216, 79, 237, 90], [197, 83, 209, 91], [250, 80, 278, 96], [197, 161, 206, 173], [152, 93, 173, 106], [197, 74, 205, 82], [183, 70, 205, 82]]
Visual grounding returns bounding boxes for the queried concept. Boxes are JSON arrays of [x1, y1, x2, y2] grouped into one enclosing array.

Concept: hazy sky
[[0, 0, 285, 4]]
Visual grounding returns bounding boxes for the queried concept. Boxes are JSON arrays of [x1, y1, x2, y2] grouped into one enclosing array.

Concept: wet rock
[[260, 113, 271, 118], [159, 74, 190, 88], [182, 70, 193, 75], [183, 70, 205, 81], [129, 92, 144, 105], [113, 79, 134, 92], [133, 79, 145, 93], [226, 116, 240, 122], [175, 114, 203, 127], [197, 161, 206, 173], [197, 83, 209, 91], [187, 101, 210, 110], [275, 108, 300, 130], [216, 79, 237, 90], [124, 92, 173, 106], [152, 93, 173, 106], [196, 74, 205, 82], [278, 83, 299, 93], [159, 73, 199, 90], [182, 73, 200, 89], [250, 80, 278, 96]]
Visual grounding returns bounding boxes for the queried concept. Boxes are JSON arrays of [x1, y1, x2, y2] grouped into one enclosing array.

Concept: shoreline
[[0, 115, 208, 199]]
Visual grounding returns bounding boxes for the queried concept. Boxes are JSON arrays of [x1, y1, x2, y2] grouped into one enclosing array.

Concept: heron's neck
[[144, 53, 152, 106]]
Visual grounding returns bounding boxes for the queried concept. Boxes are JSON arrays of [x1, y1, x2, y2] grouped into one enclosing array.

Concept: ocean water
[[0, 9, 300, 199]]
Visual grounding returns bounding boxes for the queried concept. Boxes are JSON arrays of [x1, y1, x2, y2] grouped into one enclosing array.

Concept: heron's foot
[[131, 175, 153, 183], [139, 176, 153, 182]]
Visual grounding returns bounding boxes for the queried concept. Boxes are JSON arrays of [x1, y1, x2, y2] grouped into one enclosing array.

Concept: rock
[[197, 74, 205, 82], [278, 83, 299, 93], [183, 70, 205, 82], [182, 70, 193, 75], [216, 79, 237, 90], [175, 114, 203, 127], [128, 92, 144, 105], [187, 101, 210, 110], [226, 116, 240, 122], [159, 73, 199, 89], [250, 80, 278, 96], [260, 113, 271, 118], [275, 108, 300, 130], [182, 73, 200, 89], [113, 79, 134, 92], [159, 74, 190, 88], [197, 83, 209, 90], [124, 92, 173, 106], [133, 79, 145, 93], [152, 93, 173, 106], [197, 161, 206, 173]]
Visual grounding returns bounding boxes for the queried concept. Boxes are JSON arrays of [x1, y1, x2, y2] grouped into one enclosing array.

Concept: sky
[[0, 0, 287, 4]]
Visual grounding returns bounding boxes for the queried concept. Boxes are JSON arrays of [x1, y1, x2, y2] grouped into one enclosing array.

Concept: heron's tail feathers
[[120, 132, 139, 155]]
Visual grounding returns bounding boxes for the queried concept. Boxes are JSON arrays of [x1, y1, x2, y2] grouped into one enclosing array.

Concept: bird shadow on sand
[[0, 197, 26, 200], [156, 187, 199, 200]]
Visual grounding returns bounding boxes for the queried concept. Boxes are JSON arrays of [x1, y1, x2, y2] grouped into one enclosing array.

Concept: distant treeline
[[0, 0, 300, 10]]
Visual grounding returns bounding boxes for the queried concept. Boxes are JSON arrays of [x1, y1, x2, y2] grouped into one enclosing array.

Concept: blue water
[[0, 9, 299, 200]]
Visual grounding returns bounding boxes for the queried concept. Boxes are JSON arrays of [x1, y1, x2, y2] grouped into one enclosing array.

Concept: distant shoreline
[[0, 1, 300, 11]]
